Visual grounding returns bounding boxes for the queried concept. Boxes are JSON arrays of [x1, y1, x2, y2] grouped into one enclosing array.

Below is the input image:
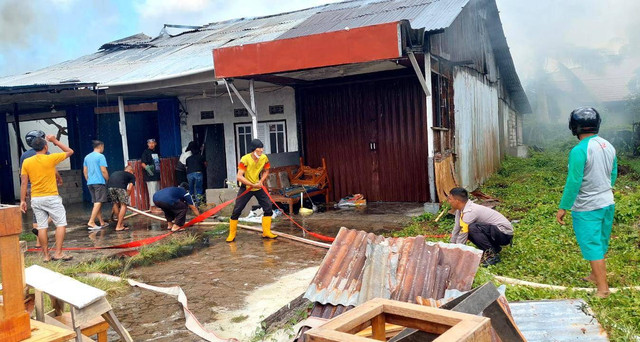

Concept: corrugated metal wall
[[301, 74, 431, 202], [453, 67, 500, 190]]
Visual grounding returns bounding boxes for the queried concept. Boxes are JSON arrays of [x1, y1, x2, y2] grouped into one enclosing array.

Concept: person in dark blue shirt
[[152, 182, 200, 232]]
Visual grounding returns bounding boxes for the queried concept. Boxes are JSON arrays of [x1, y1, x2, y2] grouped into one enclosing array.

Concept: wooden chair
[[267, 158, 331, 214]]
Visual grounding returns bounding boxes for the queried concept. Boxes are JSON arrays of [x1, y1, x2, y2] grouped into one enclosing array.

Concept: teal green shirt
[[559, 135, 617, 211]]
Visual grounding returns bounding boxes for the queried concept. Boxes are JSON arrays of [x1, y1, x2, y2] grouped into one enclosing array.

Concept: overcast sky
[[1, 0, 638, 82]]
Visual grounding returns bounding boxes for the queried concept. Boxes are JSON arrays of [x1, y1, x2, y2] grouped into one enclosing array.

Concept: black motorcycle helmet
[[569, 107, 601, 136], [25, 130, 46, 147]]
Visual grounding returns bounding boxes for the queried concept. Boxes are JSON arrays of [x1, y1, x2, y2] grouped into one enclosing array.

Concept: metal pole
[[249, 79, 258, 139], [424, 53, 437, 201], [118, 96, 130, 166]]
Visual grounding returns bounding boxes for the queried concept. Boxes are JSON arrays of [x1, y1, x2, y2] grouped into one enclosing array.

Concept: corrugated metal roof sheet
[[0, 0, 469, 88], [509, 299, 609, 342], [303, 227, 482, 307]]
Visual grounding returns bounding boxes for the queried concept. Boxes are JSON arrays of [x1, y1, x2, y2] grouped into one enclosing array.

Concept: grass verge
[[393, 149, 640, 341]]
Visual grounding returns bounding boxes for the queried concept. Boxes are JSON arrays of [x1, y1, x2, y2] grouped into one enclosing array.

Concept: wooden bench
[[267, 158, 330, 214], [26, 265, 133, 342]]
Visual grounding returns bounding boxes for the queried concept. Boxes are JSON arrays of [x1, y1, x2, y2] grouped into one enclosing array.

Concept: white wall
[[8, 115, 71, 198], [453, 67, 501, 191], [181, 86, 298, 185]]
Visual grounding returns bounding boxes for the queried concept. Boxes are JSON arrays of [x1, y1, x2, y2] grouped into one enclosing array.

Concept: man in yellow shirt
[[20, 135, 74, 261], [226, 139, 277, 242]]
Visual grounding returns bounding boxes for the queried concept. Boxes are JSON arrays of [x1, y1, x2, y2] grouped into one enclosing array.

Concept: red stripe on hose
[[182, 189, 250, 228], [262, 186, 335, 243], [27, 190, 251, 253]]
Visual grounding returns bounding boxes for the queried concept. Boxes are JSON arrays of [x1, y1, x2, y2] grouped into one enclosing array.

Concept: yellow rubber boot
[[261, 216, 278, 239], [226, 219, 238, 242]]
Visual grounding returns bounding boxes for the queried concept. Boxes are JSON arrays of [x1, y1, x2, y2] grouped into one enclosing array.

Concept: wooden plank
[[72, 297, 112, 326], [307, 328, 380, 342], [25, 265, 106, 309], [385, 314, 451, 335], [320, 299, 385, 332], [433, 319, 491, 342], [0, 236, 27, 317], [0, 205, 22, 236], [102, 310, 133, 342], [34, 290, 45, 322], [44, 315, 94, 342], [371, 314, 386, 341], [25, 319, 76, 342]]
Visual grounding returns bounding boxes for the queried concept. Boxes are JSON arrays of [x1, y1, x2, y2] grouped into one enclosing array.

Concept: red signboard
[[213, 22, 402, 78]]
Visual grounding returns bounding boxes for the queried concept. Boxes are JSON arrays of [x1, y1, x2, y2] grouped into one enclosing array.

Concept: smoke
[[0, 1, 39, 47], [495, 0, 640, 147]]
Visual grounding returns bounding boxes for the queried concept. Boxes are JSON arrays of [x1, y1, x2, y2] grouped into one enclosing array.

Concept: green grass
[[393, 149, 640, 341], [25, 233, 200, 295]]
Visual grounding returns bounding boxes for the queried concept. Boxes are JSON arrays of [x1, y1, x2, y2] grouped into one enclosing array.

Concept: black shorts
[[88, 184, 108, 203]]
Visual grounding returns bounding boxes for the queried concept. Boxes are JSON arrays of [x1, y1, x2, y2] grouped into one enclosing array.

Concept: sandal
[[51, 254, 73, 261], [115, 227, 130, 231], [171, 227, 185, 232]]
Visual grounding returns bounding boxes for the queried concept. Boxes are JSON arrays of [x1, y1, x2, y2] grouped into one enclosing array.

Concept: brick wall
[[57, 170, 83, 204]]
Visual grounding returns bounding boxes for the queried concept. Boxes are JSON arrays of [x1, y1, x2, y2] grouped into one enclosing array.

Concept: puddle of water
[[207, 266, 319, 340], [109, 230, 326, 341]]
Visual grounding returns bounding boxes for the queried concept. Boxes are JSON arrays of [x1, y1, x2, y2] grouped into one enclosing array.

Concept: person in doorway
[[107, 165, 136, 231], [153, 182, 200, 232], [448, 187, 513, 266], [185, 142, 206, 206], [20, 135, 74, 261], [84, 140, 109, 229], [176, 141, 197, 185], [141, 138, 161, 212], [20, 130, 63, 248], [226, 139, 277, 242], [556, 107, 617, 299]]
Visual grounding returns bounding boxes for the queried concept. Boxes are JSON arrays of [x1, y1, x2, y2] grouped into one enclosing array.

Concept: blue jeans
[[187, 172, 203, 204]]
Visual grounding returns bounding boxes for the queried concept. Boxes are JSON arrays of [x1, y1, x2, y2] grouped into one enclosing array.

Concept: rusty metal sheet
[[509, 299, 609, 342], [303, 227, 482, 307], [0, 0, 469, 88]]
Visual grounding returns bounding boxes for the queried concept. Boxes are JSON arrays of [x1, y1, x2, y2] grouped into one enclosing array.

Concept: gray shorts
[[31, 195, 67, 229], [89, 184, 108, 203]]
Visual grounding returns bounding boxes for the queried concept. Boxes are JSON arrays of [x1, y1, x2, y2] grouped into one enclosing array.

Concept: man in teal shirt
[[557, 107, 617, 298]]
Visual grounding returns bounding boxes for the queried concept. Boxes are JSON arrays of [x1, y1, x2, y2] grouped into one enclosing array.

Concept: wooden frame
[[0, 205, 32, 341], [305, 298, 491, 342]]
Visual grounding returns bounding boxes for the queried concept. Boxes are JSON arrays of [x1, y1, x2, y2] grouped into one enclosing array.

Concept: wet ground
[[110, 231, 325, 341], [21, 201, 424, 341]]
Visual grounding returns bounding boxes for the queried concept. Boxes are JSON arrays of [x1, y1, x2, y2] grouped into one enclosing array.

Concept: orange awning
[[213, 22, 402, 78]]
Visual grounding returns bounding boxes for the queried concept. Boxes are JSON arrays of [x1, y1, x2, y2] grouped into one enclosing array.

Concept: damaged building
[[0, 0, 530, 207]]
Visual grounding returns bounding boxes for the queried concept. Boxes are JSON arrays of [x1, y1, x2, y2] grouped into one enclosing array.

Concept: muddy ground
[[21, 202, 423, 341]]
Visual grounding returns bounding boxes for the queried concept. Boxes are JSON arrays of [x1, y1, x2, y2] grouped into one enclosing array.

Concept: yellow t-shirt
[[238, 153, 270, 191], [21, 153, 67, 197]]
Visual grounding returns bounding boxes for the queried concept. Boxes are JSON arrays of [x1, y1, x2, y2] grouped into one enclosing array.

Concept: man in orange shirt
[[20, 135, 74, 261]]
